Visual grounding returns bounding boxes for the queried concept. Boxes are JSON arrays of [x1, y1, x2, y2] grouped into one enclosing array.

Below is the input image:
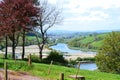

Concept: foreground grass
[[0, 59, 120, 80]]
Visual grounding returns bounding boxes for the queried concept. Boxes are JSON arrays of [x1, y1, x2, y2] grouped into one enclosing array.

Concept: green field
[[0, 59, 120, 80], [68, 33, 109, 51]]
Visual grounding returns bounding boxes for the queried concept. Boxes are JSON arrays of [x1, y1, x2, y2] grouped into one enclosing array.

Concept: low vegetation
[[22, 50, 68, 66], [43, 50, 68, 65]]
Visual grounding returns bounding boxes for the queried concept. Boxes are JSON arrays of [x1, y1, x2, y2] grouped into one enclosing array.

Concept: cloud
[[48, 0, 120, 31], [65, 10, 109, 22], [89, 11, 109, 19], [63, 0, 120, 10], [62, 0, 120, 15]]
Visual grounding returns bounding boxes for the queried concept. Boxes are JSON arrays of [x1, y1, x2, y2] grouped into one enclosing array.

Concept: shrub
[[30, 54, 40, 63], [23, 54, 40, 63], [43, 50, 68, 65]]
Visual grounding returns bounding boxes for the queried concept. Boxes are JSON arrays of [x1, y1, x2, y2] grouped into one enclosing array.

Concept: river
[[50, 43, 96, 54], [50, 43, 97, 70]]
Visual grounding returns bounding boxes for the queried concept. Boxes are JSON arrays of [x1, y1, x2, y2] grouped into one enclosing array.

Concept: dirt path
[[0, 69, 43, 80]]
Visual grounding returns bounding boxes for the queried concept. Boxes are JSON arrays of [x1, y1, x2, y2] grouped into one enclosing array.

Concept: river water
[[50, 43, 96, 54], [50, 43, 97, 70]]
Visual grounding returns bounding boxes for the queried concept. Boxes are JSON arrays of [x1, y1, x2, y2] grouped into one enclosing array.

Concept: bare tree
[[34, 0, 62, 60]]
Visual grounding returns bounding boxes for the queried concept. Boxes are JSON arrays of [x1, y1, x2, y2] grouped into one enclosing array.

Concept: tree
[[0, 0, 17, 59], [0, 23, 8, 58], [18, 0, 39, 59], [21, 0, 39, 60], [95, 32, 120, 73], [34, 0, 62, 60], [0, 0, 39, 59]]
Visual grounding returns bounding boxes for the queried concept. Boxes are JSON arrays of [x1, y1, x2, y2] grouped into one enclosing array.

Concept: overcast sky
[[48, 0, 120, 32]]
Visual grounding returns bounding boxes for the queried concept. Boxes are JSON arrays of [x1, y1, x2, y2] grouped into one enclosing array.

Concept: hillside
[[68, 33, 109, 51], [0, 59, 120, 80]]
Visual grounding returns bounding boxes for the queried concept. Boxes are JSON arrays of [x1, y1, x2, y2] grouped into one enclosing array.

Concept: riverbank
[[68, 46, 98, 52], [64, 52, 96, 60]]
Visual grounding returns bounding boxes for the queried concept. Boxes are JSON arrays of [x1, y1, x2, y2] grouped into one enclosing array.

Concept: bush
[[31, 54, 40, 63], [23, 54, 40, 63], [43, 50, 68, 65], [96, 32, 120, 73]]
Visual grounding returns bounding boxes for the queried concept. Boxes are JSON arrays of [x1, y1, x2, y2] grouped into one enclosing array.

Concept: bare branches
[[37, 0, 62, 33], [34, 0, 62, 59]]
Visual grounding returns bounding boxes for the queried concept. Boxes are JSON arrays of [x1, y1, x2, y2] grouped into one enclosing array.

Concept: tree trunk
[[35, 33, 43, 60], [12, 33, 15, 60], [39, 46, 43, 60], [22, 30, 25, 60], [39, 32, 45, 60], [5, 36, 8, 59], [35, 31, 46, 60]]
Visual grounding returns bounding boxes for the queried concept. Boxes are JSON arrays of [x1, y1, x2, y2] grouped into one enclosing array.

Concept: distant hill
[[67, 32, 109, 51], [47, 30, 111, 39], [48, 29, 120, 34], [94, 29, 120, 33]]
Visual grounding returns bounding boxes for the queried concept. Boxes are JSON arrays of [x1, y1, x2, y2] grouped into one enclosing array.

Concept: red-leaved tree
[[0, 0, 39, 59]]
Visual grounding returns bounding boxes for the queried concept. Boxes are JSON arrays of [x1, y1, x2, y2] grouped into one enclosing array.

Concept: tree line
[[0, 0, 61, 60]]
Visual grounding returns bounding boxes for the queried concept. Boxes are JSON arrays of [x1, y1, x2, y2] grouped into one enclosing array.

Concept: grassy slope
[[90, 33, 107, 48], [80, 37, 95, 44], [26, 36, 36, 40], [68, 33, 108, 51], [0, 59, 120, 80], [91, 40, 103, 48], [82, 33, 107, 47]]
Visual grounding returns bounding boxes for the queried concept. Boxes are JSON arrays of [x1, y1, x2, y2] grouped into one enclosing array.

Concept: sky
[[48, 0, 120, 32]]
